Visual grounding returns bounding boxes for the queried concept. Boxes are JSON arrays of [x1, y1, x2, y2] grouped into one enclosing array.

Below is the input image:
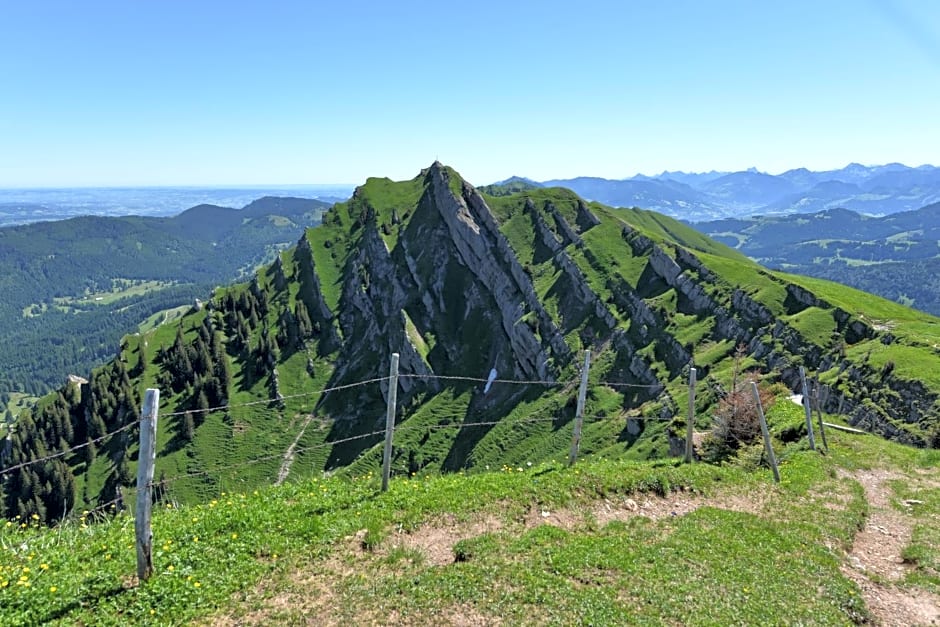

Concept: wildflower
[[194, 581, 201, 588], [40, 563, 49, 570], [193, 536, 199, 543], [231, 533, 238, 540], [167, 565, 174, 572], [31, 514, 39, 520], [49, 585, 57, 593], [0, 580, 7, 588], [22, 567, 30, 574]]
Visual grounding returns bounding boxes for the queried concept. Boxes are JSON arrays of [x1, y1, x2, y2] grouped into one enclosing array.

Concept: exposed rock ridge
[[529, 201, 564, 254], [576, 200, 601, 230], [333, 225, 437, 402], [295, 235, 341, 350], [427, 165, 562, 379], [526, 201, 617, 333], [547, 202, 582, 247]]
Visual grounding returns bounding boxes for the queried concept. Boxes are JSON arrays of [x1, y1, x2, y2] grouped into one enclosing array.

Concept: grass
[[137, 305, 191, 334], [9, 415, 935, 625]]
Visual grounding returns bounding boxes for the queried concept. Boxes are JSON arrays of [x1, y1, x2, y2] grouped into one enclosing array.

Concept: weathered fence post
[[135, 388, 160, 582], [750, 382, 780, 483], [799, 367, 816, 451], [685, 367, 697, 463], [568, 350, 591, 466], [812, 375, 829, 452], [381, 353, 400, 492]]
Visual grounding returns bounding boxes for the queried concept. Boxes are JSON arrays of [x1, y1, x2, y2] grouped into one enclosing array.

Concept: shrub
[[702, 374, 774, 462]]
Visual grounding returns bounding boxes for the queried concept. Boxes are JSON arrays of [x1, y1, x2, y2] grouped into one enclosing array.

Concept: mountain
[[3, 163, 939, 524], [539, 176, 724, 219], [477, 176, 543, 196], [695, 201, 940, 315], [0, 186, 355, 227], [650, 169, 729, 187], [540, 163, 940, 220], [0, 196, 330, 398], [699, 171, 799, 207]]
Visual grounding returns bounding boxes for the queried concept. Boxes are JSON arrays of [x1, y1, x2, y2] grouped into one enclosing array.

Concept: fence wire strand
[[0, 417, 143, 478]]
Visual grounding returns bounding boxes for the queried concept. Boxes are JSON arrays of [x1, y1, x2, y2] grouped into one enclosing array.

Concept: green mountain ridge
[[3, 163, 940, 524], [696, 202, 940, 315]]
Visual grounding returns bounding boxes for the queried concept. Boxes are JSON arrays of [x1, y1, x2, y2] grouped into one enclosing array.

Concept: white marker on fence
[[799, 367, 817, 451], [381, 353, 400, 492], [685, 367, 697, 463], [568, 350, 591, 466], [750, 382, 780, 483], [135, 388, 160, 582]]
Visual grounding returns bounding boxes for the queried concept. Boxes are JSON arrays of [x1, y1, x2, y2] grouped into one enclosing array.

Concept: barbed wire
[[0, 417, 142, 478], [595, 380, 665, 390], [398, 373, 666, 391], [398, 373, 572, 387], [400, 415, 561, 432], [0, 370, 671, 482]]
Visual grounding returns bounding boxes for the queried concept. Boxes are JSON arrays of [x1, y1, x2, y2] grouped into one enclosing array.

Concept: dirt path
[[842, 469, 940, 626], [274, 414, 315, 486]]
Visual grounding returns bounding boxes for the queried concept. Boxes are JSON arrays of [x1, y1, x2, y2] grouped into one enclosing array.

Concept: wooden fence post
[[812, 375, 829, 452], [799, 367, 816, 451], [381, 353, 400, 492], [568, 350, 591, 466], [750, 382, 780, 483], [135, 388, 160, 582], [685, 367, 697, 463]]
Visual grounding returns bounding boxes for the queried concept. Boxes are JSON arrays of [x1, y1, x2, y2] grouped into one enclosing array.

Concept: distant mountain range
[[0, 185, 355, 227], [504, 163, 940, 221]]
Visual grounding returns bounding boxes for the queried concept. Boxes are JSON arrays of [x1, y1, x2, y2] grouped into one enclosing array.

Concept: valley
[[0, 196, 330, 400], [696, 203, 940, 316]]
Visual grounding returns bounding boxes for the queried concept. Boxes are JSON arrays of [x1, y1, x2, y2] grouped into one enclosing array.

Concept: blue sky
[[1, 0, 938, 186]]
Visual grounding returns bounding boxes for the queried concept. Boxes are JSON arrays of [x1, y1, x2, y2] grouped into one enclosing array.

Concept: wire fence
[[3, 358, 850, 543], [0, 369, 666, 482], [0, 353, 849, 583]]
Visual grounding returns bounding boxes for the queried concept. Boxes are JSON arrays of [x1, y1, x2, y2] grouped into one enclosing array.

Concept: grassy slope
[[4, 403, 939, 625]]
